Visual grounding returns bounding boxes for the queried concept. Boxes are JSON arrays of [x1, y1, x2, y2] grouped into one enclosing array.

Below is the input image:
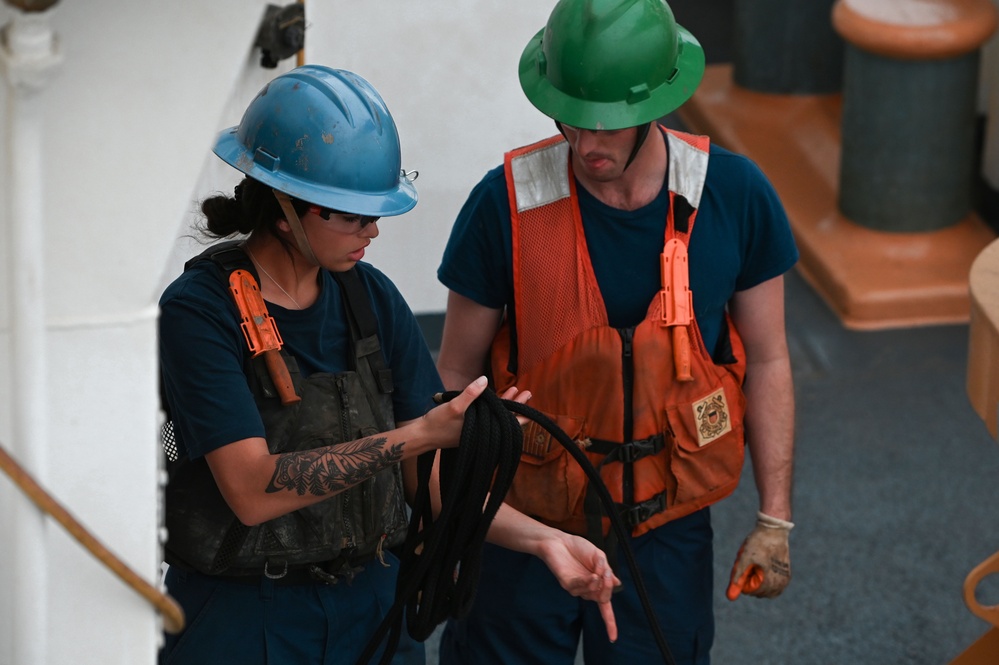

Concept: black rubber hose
[[356, 390, 675, 665], [504, 398, 675, 665]]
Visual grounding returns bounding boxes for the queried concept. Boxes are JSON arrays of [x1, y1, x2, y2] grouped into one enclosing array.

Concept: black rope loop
[[356, 389, 675, 665]]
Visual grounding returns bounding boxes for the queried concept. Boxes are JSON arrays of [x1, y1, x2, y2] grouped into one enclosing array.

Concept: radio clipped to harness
[[660, 238, 694, 382], [228, 269, 301, 405]]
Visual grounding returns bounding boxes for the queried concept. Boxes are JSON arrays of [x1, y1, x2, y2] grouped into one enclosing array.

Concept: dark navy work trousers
[[159, 554, 423, 665], [440, 508, 715, 665]]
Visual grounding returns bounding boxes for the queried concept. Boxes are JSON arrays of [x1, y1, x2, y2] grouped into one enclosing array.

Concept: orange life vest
[[491, 128, 748, 538]]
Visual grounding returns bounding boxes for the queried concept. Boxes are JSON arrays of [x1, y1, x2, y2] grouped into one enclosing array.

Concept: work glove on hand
[[726, 511, 793, 600]]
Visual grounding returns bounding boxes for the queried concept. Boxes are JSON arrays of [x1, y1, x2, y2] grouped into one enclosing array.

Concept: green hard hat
[[519, 0, 705, 130]]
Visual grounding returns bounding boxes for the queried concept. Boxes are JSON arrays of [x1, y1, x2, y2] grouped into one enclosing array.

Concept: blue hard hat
[[213, 65, 417, 217]]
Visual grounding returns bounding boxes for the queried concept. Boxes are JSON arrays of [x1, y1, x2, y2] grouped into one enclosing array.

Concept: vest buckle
[[621, 492, 668, 528], [263, 560, 289, 580], [615, 434, 665, 464]]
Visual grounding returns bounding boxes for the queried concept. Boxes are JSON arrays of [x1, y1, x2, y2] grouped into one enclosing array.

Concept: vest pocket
[[504, 413, 588, 526], [665, 383, 746, 508]]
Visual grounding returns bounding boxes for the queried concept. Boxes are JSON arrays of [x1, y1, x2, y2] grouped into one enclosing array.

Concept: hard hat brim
[[213, 128, 418, 217]]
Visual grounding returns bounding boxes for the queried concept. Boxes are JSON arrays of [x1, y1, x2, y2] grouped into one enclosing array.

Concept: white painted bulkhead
[[0, 1, 550, 663]]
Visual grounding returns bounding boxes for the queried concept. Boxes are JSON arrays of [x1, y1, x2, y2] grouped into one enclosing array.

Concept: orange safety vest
[[491, 128, 748, 538]]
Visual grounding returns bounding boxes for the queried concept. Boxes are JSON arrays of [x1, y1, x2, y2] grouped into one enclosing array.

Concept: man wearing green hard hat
[[436, 0, 799, 663]]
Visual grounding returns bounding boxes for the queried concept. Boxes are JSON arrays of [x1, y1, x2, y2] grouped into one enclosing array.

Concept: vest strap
[[587, 434, 666, 464], [583, 435, 668, 558], [620, 492, 668, 530], [183, 239, 255, 278], [333, 268, 394, 396]]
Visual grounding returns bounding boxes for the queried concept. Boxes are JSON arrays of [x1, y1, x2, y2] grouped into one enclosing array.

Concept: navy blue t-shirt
[[159, 256, 443, 460], [438, 137, 799, 357]]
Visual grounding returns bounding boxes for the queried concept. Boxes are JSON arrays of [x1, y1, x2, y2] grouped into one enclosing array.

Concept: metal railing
[[0, 442, 184, 634]]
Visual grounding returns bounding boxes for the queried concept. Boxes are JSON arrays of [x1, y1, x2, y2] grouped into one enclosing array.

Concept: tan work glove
[[726, 511, 793, 600]]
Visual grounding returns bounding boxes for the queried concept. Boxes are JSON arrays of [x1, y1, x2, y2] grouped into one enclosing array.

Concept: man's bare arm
[[437, 290, 504, 390], [730, 274, 795, 521]]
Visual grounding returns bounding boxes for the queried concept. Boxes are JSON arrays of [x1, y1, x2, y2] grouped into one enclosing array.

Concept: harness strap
[[587, 434, 666, 463], [332, 268, 394, 395], [622, 492, 668, 530], [333, 268, 395, 431], [582, 433, 669, 570], [184, 239, 255, 276]]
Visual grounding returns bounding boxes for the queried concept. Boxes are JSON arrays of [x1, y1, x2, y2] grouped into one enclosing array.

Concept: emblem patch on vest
[[692, 388, 731, 447]]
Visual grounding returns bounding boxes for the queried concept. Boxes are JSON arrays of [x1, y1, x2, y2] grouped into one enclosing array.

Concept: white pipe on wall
[[0, 6, 61, 664]]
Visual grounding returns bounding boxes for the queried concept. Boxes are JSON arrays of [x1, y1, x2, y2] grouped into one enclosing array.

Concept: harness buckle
[[307, 554, 370, 585], [615, 434, 665, 464], [621, 492, 668, 529], [263, 560, 289, 580]]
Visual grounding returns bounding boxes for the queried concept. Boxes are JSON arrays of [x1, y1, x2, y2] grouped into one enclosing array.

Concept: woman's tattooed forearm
[[265, 436, 404, 496]]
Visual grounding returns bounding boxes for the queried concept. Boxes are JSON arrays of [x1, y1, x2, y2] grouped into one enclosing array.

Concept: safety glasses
[[308, 205, 379, 230]]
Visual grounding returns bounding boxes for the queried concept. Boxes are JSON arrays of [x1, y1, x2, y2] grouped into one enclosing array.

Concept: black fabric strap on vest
[[587, 434, 666, 464], [582, 433, 670, 581], [583, 435, 669, 539], [333, 268, 395, 430], [184, 239, 255, 277], [672, 193, 693, 236], [160, 241, 257, 426], [169, 241, 262, 574]]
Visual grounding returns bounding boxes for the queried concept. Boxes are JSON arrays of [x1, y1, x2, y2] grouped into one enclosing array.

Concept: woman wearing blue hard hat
[[157, 65, 619, 665]]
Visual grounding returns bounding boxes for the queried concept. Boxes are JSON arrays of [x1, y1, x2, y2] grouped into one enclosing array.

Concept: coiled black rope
[[356, 389, 675, 665]]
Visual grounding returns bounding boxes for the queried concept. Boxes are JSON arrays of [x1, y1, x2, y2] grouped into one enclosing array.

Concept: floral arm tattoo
[[265, 436, 404, 496]]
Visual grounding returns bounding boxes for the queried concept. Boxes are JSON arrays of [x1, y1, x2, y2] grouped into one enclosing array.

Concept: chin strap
[[272, 189, 321, 266], [624, 122, 652, 170], [554, 120, 654, 171]]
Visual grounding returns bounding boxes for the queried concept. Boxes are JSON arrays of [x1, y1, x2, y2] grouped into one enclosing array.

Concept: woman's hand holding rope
[[416, 375, 490, 449]]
